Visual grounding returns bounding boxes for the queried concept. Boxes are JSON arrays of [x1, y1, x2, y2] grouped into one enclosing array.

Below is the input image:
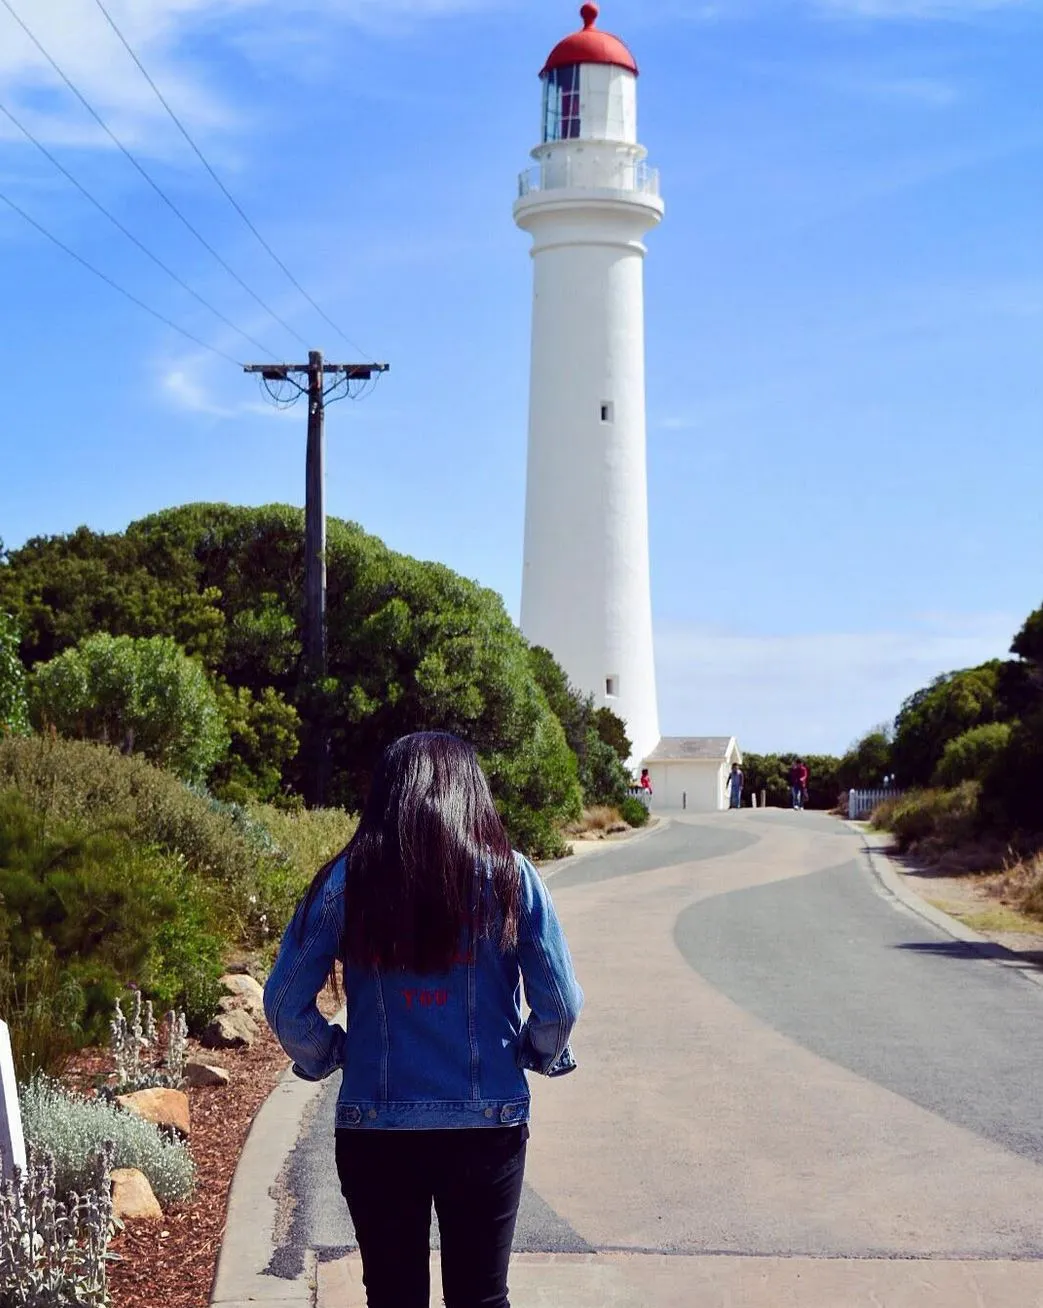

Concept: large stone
[[184, 1060, 231, 1089], [201, 1007, 258, 1050], [219, 972, 266, 1021], [111, 1168, 162, 1221], [116, 1088, 191, 1139]]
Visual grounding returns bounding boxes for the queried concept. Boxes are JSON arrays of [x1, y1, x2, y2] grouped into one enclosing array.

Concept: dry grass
[[563, 805, 629, 838], [995, 848, 1043, 922]]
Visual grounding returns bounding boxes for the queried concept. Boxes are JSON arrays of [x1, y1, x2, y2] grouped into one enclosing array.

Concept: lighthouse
[[514, 3, 663, 767]]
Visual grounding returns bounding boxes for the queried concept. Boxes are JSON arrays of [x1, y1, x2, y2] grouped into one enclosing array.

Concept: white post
[[0, 1020, 26, 1179], [848, 789, 857, 820]]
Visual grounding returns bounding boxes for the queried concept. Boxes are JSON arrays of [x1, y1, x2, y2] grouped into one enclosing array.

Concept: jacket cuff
[[517, 1040, 578, 1078]]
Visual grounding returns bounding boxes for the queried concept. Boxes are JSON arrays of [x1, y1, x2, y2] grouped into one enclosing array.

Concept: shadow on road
[[896, 940, 1043, 970]]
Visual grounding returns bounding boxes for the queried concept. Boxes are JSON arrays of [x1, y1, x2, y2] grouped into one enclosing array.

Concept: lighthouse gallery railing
[[518, 157, 660, 200]]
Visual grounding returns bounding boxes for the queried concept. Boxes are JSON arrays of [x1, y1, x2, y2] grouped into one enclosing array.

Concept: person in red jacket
[[789, 760, 809, 810]]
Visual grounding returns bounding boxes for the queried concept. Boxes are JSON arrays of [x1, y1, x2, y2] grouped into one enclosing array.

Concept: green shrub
[[0, 610, 29, 736], [245, 801, 359, 930], [933, 722, 1013, 787], [20, 1076, 195, 1207], [979, 711, 1043, 835], [870, 783, 980, 853], [0, 734, 290, 936], [0, 940, 81, 1081], [0, 790, 225, 1044], [619, 796, 650, 828], [29, 632, 229, 782]]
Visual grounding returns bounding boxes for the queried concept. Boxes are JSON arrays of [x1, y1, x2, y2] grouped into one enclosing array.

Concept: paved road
[[267, 811, 1043, 1303]]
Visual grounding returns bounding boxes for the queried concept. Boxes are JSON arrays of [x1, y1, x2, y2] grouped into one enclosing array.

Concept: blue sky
[[1, 0, 1040, 754]]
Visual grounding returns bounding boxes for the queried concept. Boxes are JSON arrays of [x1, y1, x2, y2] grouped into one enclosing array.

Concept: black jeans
[[335, 1125, 528, 1308]]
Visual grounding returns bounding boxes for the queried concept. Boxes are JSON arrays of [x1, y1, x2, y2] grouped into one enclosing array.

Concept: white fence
[[0, 1019, 26, 1179], [848, 788, 901, 820]]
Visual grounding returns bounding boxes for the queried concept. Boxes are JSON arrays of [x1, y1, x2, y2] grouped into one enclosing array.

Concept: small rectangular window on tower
[[600, 401, 615, 424], [606, 675, 620, 698]]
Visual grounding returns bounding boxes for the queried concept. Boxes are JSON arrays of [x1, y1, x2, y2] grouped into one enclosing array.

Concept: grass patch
[[564, 806, 628, 838]]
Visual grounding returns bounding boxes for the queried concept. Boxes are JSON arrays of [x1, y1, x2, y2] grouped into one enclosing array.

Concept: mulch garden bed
[[63, 1028, 289, 1308]]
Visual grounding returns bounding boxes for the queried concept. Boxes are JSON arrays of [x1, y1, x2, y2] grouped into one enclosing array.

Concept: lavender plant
[[0, 1140, 114, 1307]]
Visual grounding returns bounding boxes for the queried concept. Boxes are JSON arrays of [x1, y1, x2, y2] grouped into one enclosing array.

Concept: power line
[[0, 99, 279, 360], [0, 0, 308, 349], [90, 0, 376, 363], [0, 185, 242, 366]]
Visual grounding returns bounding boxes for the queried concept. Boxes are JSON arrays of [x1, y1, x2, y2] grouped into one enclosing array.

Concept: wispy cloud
[[161, 356, 296, 420], [655, 613, 1017, 754], [0, 0, 502, 153]]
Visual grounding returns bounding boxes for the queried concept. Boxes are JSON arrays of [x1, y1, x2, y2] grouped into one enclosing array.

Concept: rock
[[219, 972, 266, 1021], [111, 1168, 162, 1221], [184, 1060, 231, 1089], [201, 1008, 259, 1050], [116, 1088, 191, 1139]]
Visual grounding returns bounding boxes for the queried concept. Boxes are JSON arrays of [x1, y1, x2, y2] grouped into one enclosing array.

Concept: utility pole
[[245, 352, 389, 805]]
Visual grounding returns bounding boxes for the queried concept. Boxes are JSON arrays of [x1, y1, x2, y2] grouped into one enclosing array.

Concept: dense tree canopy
[[890, 663, 1002, 788], [0, 504, 585, 854]]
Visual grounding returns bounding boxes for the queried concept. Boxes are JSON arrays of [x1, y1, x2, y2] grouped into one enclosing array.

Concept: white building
[[644, 737, 744, 813], [514, 3, 663, 767]]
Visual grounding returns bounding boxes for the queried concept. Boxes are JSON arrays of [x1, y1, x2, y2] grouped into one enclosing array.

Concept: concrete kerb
[[850, 822, 1043, 991], [209, 1064, 325, 1307]]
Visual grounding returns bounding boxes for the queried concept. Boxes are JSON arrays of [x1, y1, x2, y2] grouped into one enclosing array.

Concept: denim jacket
[[263, 852, 583, 1130]]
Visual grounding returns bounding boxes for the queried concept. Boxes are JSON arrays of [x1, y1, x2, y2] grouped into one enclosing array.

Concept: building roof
[[644, 737, 737, 763], [542, 4, 639, 77]]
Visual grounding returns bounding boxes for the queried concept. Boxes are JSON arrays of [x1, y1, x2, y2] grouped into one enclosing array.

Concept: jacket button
[[484, 1108, 494, 1119], [345, 1107, 362, 1125], [367, 1109, 378, 1120]]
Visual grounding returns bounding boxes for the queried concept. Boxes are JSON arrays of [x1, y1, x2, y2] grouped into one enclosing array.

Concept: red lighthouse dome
[[542, 4, 638, 77]]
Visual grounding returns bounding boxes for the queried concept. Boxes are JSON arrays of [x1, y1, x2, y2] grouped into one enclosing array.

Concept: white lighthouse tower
[[514, 3, 663, 767]]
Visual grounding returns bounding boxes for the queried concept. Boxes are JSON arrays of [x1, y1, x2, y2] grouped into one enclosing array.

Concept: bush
[[933, 722, 1013, 787], [0, 734, 291, 937], [0, 940, 81, 1081], [870, 783, 980, 853], [0, 789, 225, 1045], [0, 610, 29, 736], [246, 801, 359, 931], [30, 632, 229, 782], [619, 796, 650, 828], [979, 711, 1043, 835], [20, 1076, 195, 1207]]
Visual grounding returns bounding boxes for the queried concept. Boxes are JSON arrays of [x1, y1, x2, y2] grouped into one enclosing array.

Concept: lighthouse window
[[600, 402, 615, 424], [543, 65, 582, 142], [606, 676, 620, 698]]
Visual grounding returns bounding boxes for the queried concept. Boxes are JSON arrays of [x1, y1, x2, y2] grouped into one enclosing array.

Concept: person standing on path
[[727, 761, 744, 809], [789, 759, 809, 809], [264, 733, 583, 1308]]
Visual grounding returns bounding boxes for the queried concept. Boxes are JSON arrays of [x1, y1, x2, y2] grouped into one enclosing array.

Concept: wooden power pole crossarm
[[244, 353, 389, 804]]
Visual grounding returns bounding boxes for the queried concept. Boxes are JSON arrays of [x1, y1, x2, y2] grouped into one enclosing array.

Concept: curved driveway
[[276, 811, 1043, 1290]]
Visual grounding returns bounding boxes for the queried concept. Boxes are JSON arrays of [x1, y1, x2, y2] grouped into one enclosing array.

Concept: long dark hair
[[299, 733, 519, 975]]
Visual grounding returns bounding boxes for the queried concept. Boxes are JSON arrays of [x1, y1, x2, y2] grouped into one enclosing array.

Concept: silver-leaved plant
[[0, 1140, 114, 1307]]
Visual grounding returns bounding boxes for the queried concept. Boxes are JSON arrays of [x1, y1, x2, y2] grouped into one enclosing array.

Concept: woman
[[264, 733, 583, 1308]]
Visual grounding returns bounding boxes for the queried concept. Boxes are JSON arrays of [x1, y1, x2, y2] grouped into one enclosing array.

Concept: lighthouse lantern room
[[515, 3, 663, 767]]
